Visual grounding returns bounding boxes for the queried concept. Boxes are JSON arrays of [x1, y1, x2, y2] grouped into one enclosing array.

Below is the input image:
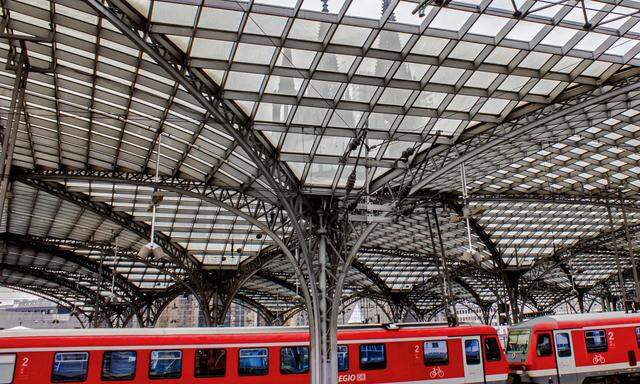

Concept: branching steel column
[[620, 202, 640, 304], [605, 198, 629, 308], [0, 52, 27, 224]]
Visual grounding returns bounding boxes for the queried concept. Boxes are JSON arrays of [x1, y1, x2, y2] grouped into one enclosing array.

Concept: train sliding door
[[553, 331, 578, 384], [462, 336, 485, 384]]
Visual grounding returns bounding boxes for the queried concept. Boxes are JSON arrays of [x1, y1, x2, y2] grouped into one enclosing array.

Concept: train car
[[0, 323, 508, 384], [506, 312, 640, 384]]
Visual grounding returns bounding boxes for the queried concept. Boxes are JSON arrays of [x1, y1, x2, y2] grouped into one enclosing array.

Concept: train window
[[194, 349, 226, 378], [359, 344, 386, 370], [464, 340, 481, 365], [281, 347, 309, 374], [338, 345, 348, 372], [51, 352, 89, 382], [149, 350, 182, 379], [0, 354, 16, 384], [238, 348, 268, 376], [423, 340, 448, 366], [102, 351, 136, 381], [585, 330, 607, 353], [506, 330, 530, 354], [536, 334, 552, 357], [484, 337, 501, 361], [637, 328, 640, 348], [556, 333, 572, 357]]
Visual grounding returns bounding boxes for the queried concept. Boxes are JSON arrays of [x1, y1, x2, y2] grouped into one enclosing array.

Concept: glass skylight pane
[[356, 58, 393, 77], [265, 76, 304, 96], [233, 43, 276, 64], [198, 8, 243, 31], [505, 20, 544, 42], [292, 106, 328, 125], [317, 53, 356, 73], [449, 42, 485, 61], [307, 163, 339, 186], [191, 39, 233, 60], [392, 2, 425, 26], [329, 109, 364, 128], [518, 52, 552, 70], [397, 115, 429, 132], [305, 80, 341, 99], [331, 25, 371, 46], [151, 1, 197, 26], [226, 72, 265, 92], [289, 19, 330, 42], [378, 88, 412, 105], [573, 32, 609, 52], [466, 71, 498, 88], [468, 14, 510, 37], [429, 8, 471, 31], [277, 49, 316, 69], [317, 136, 349, 155], [255, 103, 292, 122], [430, 67, 465, 85], [411, 36, 449, 56], [342, 84, 378, 102], [244, 13, 288, 36], [447, 95, 479, 112], [368, 113, 396, 130], [346, 0, 384, 19], [485, 47, 520, 65], [372, 31, 411, 52], [413, 91, 447, 108], [282, 133, 316, 153], [394, 63, 429, 81]]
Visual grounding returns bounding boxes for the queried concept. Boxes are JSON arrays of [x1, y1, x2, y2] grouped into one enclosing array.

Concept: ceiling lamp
[[138, 133, 167, 261]]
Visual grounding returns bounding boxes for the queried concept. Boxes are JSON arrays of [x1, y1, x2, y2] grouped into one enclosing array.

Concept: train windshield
[[506, 330, 530, 361]]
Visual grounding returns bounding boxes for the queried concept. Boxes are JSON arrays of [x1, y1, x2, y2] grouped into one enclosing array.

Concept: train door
[[553, 331, 577, 384], [462, 336, 485, 384]]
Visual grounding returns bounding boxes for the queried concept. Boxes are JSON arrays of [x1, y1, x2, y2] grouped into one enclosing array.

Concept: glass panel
[[338, 346, 348, 372], [423, 340, 448, 366], [0, 355, 15, 384], [239, 348, 268, 376], [194, 349, 226, 378], [280, 347, 309, 374], [52, 352, 89, 382], [484, 338, 501, 362], [585, 330, 607, 352], [556, 333, 572, 357], [536, 334, 552, 357], [149, 350, 182, 379], [102, 351, 136, 381], [465, 339, 481, 365], [359, 344, 386, 370]]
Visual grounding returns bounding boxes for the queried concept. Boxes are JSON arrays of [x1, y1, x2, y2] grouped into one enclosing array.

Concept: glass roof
[[1, 0, 640, 319]]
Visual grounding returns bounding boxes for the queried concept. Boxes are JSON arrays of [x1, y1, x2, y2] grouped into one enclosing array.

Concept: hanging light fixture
[[138, 133, 167, 260], [460, 162, 483, 265]]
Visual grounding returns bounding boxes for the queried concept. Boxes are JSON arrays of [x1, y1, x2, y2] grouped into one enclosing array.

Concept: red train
[[507, 312, 640, 384], [0, 323, 508, 384]]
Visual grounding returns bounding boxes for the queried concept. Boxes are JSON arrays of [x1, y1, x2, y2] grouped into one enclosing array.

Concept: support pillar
[[0, 52, 28, 223], [503, 271, 522, 324]]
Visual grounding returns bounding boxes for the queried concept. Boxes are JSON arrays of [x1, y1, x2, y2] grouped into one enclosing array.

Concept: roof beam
[[12, 176, 201, 272]]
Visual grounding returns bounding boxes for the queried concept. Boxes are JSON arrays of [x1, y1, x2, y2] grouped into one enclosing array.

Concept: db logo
[[338, 373, 367, 382]]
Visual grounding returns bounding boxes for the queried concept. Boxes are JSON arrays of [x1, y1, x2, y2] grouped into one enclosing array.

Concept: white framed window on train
[[556, 333, 572, 357], [0, 354, 16, 384], [359, 344, 386, 370], [194, 348, 226, 378], [337, 345, 349, 372], [238, 348, 269, 376], [585, 329, 607, 353], [636, 327, 640, 348], [149, 350, 182, 379], [281, 346, 309, 374], [51, 352, 89, 383], [102, 351, 136, 381], [423, 340, 448, 366]]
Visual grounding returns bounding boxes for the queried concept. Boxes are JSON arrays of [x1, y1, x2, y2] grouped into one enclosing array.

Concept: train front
[[505, 328, 536, 384]]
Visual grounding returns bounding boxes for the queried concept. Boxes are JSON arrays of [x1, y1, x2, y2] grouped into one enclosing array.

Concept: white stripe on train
[[526, 362, 640, 377]]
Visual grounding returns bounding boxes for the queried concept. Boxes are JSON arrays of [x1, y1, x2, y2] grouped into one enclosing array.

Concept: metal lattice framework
[[2, 0, 640, 380]]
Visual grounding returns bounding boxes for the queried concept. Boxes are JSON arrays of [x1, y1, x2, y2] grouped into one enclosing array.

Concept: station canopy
[[1, 0, 640, 322]]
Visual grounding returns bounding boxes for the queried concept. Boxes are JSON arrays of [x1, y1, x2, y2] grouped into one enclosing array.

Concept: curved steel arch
[[0, 284, 90, 327], [0, 232, 141, 301]]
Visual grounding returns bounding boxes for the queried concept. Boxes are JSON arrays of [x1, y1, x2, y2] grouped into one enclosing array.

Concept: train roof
[[511, 311, 640, 330], [0, 322, 497, 340]]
